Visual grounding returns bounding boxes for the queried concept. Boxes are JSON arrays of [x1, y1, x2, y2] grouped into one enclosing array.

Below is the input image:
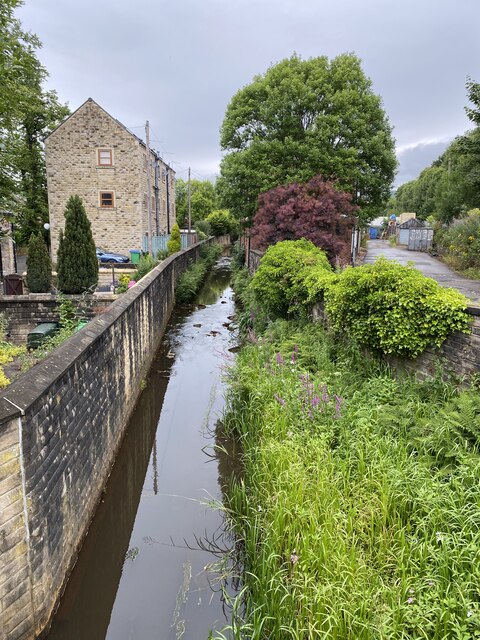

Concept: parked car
[[96, 248, 129, 264]]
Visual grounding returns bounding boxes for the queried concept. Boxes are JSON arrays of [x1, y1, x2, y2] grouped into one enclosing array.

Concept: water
[[47, 258, 238, 640]]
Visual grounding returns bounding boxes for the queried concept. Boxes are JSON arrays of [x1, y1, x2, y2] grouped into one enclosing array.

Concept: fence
[[142, 233, 198, 256]]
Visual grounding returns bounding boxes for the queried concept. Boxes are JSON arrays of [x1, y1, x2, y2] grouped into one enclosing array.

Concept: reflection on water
[[47, 258, 238, 640]]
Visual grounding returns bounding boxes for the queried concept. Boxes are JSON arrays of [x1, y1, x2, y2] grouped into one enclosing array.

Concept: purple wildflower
[[274, 394, 285, 406], [290, 550, 299, 565], [311, 394, 321, 408], [276, 352, 285, 366], [291, 351, 296, 364], [322, 385, 329, 403], [334, 394, 343, 417]]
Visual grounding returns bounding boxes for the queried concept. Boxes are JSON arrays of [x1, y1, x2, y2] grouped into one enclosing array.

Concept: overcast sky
[[17, 0, 480, 188]]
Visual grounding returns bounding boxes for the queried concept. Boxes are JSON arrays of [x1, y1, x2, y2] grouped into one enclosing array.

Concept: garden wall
[[313, 302, 480, 381], [0, 242, 205, 640], [0, 293, 115, 344]]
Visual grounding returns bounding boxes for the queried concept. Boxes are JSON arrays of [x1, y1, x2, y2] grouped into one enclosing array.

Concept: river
[[47, 257, 237, 640]]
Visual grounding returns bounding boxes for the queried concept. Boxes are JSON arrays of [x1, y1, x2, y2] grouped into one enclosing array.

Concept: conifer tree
[[26, 231, 51, 293], [57, 195, 98, 294], [167, 223, 181, 255]]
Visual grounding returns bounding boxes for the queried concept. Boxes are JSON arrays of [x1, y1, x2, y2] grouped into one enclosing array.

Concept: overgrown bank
[[215, 241, 480, 639], [218, 321, 480, 639]]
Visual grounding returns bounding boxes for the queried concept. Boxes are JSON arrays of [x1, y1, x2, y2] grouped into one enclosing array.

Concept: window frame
[[97, 148, 113, 167], [99, 191, 115, 209]]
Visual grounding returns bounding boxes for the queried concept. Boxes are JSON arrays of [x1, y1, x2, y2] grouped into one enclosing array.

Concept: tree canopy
[[251, 174, 357, 263], [0, 0, 69, 243], [175, 178, 217, 227], [217, 53, 396, 225], [393, 78, 480, 224]]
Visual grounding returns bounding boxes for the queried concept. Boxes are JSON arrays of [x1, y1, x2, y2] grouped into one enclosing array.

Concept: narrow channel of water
[[47, 258, 238, 640]]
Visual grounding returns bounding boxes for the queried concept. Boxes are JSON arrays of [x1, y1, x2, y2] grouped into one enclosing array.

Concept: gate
[[408, 228, 433, 251]]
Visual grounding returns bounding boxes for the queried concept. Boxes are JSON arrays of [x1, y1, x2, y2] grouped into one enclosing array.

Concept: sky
[[17, 0, 480, 189]]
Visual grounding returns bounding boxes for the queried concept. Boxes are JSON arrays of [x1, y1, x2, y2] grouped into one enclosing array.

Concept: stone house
[[45, 98, 176, 261]]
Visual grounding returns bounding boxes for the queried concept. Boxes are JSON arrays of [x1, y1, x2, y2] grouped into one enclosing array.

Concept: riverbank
[[218, 320, 480, 639]]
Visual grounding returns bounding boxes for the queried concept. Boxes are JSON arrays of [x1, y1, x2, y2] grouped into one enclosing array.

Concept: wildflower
[[407, 597, 414, 604], [322, 385, 329, 403], [274, 394, 285, 406], [435, 531, 444, 544], [287, 430, 293, 438], [311, 394, 320, 408], [276, 352, 285, 366], [290, 550, 299, 565], [467, 610, 474, 618], [127, 280, 136, 288], [257, 505, 262, 512], [247, 328, 258, 343], [291, 352, 296, 364], [409, 588, 415, 595], [334, 394, 343, 417]]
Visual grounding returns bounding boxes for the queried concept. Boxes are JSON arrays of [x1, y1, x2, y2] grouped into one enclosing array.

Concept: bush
[[204, 209, 236, 236], [167, 223, 181, 255], [133, 254, 157, 281], [26, 232, 51, 293], [57, 195, 98, 294], [435, 209, 480, 271], [195, 219, 211, 238], [324, 258, 471, 357], [249, 239, 332, 317]]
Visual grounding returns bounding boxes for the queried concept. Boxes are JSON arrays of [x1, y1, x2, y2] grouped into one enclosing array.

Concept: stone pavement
[[364, 239, 480, 305]]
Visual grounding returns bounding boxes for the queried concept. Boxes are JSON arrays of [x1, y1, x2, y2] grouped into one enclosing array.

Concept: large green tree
[[175, 178, 217, 227], [57, 196, 98, 294], [217, 54, 397, 225], [0, 0, 68, 243]]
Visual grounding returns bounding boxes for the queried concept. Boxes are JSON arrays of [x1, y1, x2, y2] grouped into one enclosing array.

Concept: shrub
[[167, 223, 181, 255], [133, 254, 157, 281], [176, 242, 223, 303], [26, 232, 51, 293], [195, 219, 211, 238], [249, 239, 332, 317], [435, 209, 480, 271], [204, 209, 236, 236], [324, 258, 471, 357], [156, 249, 168, 261], [57, 195, 98, 294]]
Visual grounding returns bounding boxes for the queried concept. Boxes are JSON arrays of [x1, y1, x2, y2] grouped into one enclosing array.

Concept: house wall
[[45, 99, 176, 263]]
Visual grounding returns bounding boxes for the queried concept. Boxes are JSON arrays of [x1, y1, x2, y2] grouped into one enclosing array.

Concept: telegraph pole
[[187, 167, 192, 245], [145, 120, 153, 256]]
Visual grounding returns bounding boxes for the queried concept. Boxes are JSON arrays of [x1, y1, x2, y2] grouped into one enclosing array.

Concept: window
[[97, 148, 113, 166], [100, 191, 114, 208]]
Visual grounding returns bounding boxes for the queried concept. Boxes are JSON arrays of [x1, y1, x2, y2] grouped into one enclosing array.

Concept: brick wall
[[0, 294, 115, 344], [0, 241, 206, 639]]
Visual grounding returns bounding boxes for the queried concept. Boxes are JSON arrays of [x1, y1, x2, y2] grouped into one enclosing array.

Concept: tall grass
[[216, 322, 480, 639]]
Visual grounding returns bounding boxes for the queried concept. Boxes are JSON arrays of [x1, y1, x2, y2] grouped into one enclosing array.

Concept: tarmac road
[[364, 239, 480, 304]]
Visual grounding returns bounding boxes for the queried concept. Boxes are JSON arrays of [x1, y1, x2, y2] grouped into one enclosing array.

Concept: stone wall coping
[[0, 292, 117, 303], [0, 242, 206, 427]]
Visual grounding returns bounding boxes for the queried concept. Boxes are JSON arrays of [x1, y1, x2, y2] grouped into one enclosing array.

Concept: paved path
[[364, 239, 480, 304]]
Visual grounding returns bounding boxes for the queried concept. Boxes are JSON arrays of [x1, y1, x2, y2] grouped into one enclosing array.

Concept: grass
[[215, 321, 480, 639], [176, 242, 223, 303]]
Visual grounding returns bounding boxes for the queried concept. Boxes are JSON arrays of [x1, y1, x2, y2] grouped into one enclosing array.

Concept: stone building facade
[[45, 98, 176, 262]]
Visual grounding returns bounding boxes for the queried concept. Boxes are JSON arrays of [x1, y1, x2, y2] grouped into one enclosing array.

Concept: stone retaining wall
[[0, 294, 115, 344], [0, 242, 205, 640]]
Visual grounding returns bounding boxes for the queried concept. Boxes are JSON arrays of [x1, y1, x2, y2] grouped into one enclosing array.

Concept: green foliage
[[324, 258, 471, 357], [217, 321, 480, 639], [204, 209, 236, 236], [175, 178, 217, 227], [57, 195, 98, 294], [231, 239, 246, 271], [392, 79, 480, 224], [175, 243, 222, 303], [26, 231, 51, 292], [156, 249, 168, 261], [218, 53, 396, 224], [435, 209, 480, 271], [195, 219, 211, 238], [133, 254, 157, 281], [250, 240, 332, 317], [167, 223, 181, 255]]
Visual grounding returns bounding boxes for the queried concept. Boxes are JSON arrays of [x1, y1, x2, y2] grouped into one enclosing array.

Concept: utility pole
[[187, 167, 192, 245], [165, 166, 171, 234], [145, 120, 153, 256]]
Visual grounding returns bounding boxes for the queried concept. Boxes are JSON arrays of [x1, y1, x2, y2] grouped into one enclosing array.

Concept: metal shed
[[397, 218, 433, 251]]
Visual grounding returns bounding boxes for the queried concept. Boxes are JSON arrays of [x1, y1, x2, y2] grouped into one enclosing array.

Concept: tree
[[0, 0, 69, 244], [26, 231, 51, 292], [251, 174, 357, 263], [175, 178, 217, 227], [57, 195, 98, 294], [167, 223, 181, 255], [217, 53, 396, 225], [204, 209, 236, 236]]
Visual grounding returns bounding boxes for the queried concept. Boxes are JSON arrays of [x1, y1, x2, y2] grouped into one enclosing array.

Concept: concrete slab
[[364, 239, 480, 304]]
